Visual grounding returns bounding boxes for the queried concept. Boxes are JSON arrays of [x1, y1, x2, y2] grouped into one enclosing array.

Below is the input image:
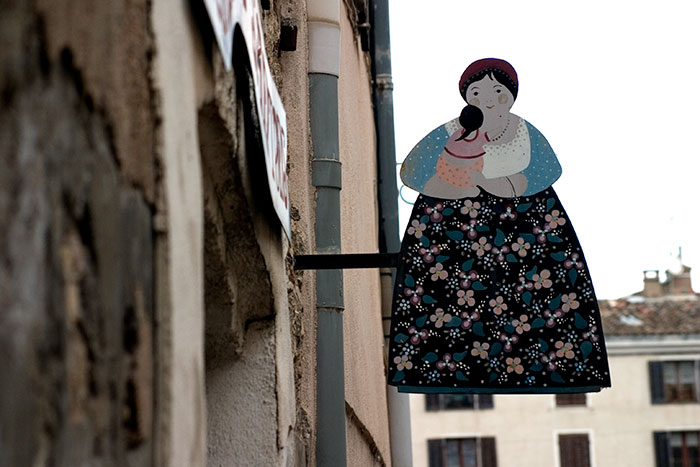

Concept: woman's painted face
[[466, 73, 514, 125]]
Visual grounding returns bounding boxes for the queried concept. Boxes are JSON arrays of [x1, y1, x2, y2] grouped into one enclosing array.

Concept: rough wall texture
[[0, 3, 155, 466]]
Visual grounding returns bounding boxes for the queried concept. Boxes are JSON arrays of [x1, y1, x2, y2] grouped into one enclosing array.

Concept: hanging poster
[[388, 58, 611, 394]]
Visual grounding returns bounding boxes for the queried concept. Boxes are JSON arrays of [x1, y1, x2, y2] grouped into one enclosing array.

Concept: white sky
[[389, 0, 700, 299]]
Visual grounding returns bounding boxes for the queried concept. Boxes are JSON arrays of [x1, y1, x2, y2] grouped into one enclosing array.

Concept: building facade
[[1, 0, 405, 466], [409, 267, 700, 467]]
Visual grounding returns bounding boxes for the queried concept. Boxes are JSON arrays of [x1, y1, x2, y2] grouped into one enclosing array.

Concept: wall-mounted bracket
[[294, 253, 400, 270]]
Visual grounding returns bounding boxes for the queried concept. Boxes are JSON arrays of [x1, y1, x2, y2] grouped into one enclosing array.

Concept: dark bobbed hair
[[457, 68, 518, 141]]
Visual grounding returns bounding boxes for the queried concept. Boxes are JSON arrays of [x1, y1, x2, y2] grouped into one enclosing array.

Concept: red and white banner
[[203, 0, 290, 237]]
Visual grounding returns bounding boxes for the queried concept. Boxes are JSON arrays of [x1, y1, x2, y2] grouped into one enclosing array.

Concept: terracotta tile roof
[[599, 296, 700, 336]]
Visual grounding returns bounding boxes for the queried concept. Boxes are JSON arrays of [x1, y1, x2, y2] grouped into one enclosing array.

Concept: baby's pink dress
[[435, 128, 489, 188]]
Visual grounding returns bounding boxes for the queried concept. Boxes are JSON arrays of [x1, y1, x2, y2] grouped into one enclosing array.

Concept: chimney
[[642, 270, 663, 298], [668, 265, 694, 295]]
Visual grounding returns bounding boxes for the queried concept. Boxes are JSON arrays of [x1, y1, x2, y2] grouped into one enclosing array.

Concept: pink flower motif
[[471, 341, 490, 359], [404, 285, 424, 305], [515, 276, 534, 294], [430, 309, 452, 328], [564, 253, 584, 270], [458, 272, 471, 289], [506, 357, 524, 374], [499, 332, 519, 352], [492, 245, 510, 262], [459, 311, 480, 329], [408, 326, 428, 345], [561, 293, 580, 312], [512, 237, 531, 257], [512, 315, 531, 334], [541, 351, 558, 371], [533, 225, 549, 243], [430, 263, 448, 281], [419, 245, 440, 263], [425, 203, 444, 222], [555, 341, 575, 359], [500, 204, 517, 221], [407, 219, 427, 239], [394, 354, 413, 371], [460, 200, 481, 218], [460, 219, 479, 239], [532, 270, 553, 289], [545, 209, 566, 230], [583, 325, 599, 342], [471, 237, 492, 257], [457, 289, 475, 307], [436, 353, 457, 372], [489, 296, 508, 315], [543, 309, 564, 327]]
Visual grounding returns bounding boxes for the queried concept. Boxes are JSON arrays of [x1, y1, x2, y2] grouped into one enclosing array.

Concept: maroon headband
[[459, 58, 518, 97]]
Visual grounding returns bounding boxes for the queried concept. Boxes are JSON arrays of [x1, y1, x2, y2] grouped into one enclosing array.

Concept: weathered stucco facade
[[1, 0, 395, 466]]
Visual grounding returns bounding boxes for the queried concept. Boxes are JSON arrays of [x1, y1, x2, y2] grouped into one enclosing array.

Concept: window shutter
[[653, 432, 670, 467], [478, 394, 494, 409], [426, 394, 441, 411], [480, 437, 498, 467], [649, 361, 666, 404], [559, 434, 590, 467], [696, 360, 700, 402], [428, 439, 443, 467]]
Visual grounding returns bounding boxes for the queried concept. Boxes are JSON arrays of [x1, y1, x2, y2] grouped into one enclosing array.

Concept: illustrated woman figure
[[389, 58, 610, 394]]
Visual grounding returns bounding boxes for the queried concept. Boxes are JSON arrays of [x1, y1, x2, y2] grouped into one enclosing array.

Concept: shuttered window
[[425, 394, 494, 411], [649, 360, 700, 404], [654, 431, 700, 467], [556, 393, 587, 406], [428, 437, 498, 467], [558, 433, 591, 467]]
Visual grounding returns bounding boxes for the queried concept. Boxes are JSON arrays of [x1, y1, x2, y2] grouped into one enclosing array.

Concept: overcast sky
[[388, 0, 700, 299]]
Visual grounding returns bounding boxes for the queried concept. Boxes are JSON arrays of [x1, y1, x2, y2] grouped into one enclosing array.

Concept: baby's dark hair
[[457, 69, 518, 141]]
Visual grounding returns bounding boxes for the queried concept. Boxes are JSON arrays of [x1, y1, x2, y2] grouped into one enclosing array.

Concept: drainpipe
[[308, 1, 346, 466], [370, 1, 414, 466]]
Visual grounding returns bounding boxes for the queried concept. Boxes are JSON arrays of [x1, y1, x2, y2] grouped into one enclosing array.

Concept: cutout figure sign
[[388, 59, 611, 394]]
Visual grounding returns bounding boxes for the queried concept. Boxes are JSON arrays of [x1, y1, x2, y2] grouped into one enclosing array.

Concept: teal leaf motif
[[551, 372, 565, 383], [420, 215, 430, 224], [575, 312, 587, 329], [404, 274, 415, 287], [522, 291, 532, 305], [546, 198, 556, 211], [550, 252, 566, 261], [476, 225, 490, 232], [525, 266, 538, 280], [569, 269, 578, 286], [549, 295, 562, 311], [489, 372, 498, 383], [442, 208, 454, 216], [494, 229, 506, 247], [462, 259, 474, 271], [530, 362, 543, 372], [531, 318, 546, 328], [454, 351, 467, 362], [521, 233, 536, 244], [504, 324, 515, 334], [420, 236, 430, 247], [506, 254, 518, 263], [581, 341, 593, 360], [423, 352, 438, 363], [516, 202, 532, 213], [415, 315, 427, 327], [394, 333, 409, 343], [436, 255, 450, 263], [472, 281, 487, 291], [489, 342, 503, 356], [547, 234, 563, 243], [392, 371, 405, 382], [539, 338, 549, 352], [456, 371, 469, 381], [473, 322, 485, 336], [446, 231, 464, 242], [445, 318, 462, 328], [422, 295, 437, 304]]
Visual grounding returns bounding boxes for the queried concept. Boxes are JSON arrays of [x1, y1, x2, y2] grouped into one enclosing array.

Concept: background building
[[1, 0, 408, 466], [410, 265, 700, 467]]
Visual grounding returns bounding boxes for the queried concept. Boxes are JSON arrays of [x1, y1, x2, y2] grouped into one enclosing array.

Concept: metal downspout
[[308, 2, 346, 466], [370, 0, 414, 466]]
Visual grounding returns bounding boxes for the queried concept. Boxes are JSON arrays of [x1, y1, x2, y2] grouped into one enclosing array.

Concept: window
[[425, 394, 494, 411], [649, 360, 700, 404], [558, 433, 591, 467], [654, 431, 700, 467], [428, 437, 497, 467], [556, 393, 587, 407]]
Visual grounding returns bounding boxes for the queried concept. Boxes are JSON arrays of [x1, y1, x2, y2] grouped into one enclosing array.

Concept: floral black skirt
[[387, 188, 611, 394]]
